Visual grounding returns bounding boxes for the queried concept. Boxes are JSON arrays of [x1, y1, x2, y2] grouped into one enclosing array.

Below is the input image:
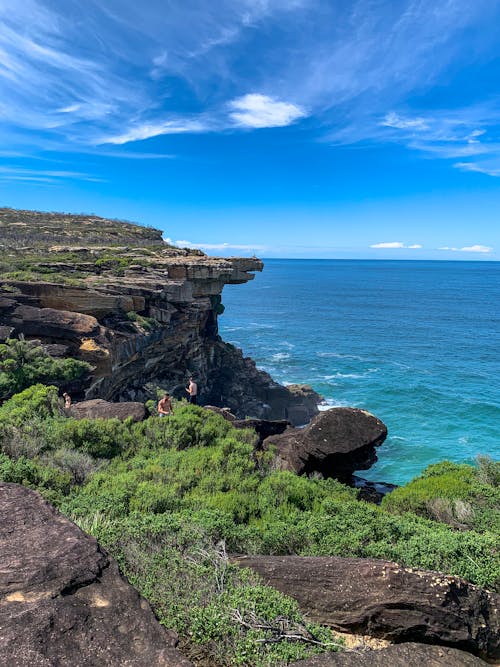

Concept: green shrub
[[43, 417, 133, 458], [0, 338, 90, 399], [382, 460, 500, 534], [476, 455, 500, 487], [0, 452, 71, 504], [0, 384, 61, 428], [40, 448, 104, 484], [73, 516, 339, 667]]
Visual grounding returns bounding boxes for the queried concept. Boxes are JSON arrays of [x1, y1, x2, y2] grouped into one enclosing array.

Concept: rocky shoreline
[[1, 209, 498, 666]]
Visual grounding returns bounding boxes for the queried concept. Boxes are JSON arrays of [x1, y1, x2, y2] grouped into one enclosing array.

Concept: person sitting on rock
[[157, 393, 174, 417], [185, 377, 198, 405]]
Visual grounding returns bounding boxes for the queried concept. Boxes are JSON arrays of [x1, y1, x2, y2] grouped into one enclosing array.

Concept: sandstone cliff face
[[0, 210, 319, 424]]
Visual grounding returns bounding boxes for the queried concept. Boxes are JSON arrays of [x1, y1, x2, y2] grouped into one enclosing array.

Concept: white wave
[[318, 398, 351, 409], [271, 352, 291, 361], [323, 369, 380, 380], [316, 351, 365, 361]]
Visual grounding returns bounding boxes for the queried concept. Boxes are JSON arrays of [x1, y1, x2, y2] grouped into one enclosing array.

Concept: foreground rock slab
[[0, 483, 192, 667], [235, 556, 499, 660], [68, 398, 146, 421], [263, 408, 387, 479], [289, 642, 488, 666]]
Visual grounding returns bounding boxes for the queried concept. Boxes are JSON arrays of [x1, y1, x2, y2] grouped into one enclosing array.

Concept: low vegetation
[[0, 383, 498, 665], [0, 339, 90, 401], [0, 207, 195, 285]]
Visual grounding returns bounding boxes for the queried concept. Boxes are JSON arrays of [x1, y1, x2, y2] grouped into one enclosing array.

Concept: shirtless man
[[185, 377, 198, 405], [157, 393, 174, 417]]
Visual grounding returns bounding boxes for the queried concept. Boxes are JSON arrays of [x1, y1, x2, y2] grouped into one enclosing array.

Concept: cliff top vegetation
[[0, 207, 209, 285]]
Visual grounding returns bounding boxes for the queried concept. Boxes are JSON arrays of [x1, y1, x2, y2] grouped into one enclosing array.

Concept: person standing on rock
[[62, 392, 71, 410], [157, 393, 174, 417], [186, 377, 198, 405]]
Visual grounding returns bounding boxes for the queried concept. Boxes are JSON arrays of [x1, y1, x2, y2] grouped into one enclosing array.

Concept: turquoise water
[[219, 260, 500, 485]]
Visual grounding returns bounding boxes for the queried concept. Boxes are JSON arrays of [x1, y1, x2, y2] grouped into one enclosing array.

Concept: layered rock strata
[[234, 555, 499, 660], [68, 398, 146, 422], [0, 482, 192, 666], [0, 210, 319, 424]]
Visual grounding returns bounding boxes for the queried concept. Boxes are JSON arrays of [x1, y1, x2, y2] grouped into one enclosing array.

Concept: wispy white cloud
[[173, 239, 268, 252], [460, 244, 493, 253], [438, 244, 493, 253], [454, 161, 500, 177], [101, 119, 208, 145], [382, 112, 429, 131], [0, 166, 105, 183], [1, 0, 500, 183], [371, 105, 500, 176], [370, 241, 422, 249], [229, 94, 306, 129]]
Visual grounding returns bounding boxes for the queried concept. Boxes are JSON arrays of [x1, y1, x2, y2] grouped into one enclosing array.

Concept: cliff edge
[[0, 208, 319, 424]]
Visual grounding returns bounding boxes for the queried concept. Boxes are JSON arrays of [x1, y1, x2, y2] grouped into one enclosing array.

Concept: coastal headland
[[0, 207, 319, 424], [0, 209, 498, 666]]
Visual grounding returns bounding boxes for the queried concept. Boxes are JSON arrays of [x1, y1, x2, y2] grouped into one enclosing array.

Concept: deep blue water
[[219, 260, 500, 485]]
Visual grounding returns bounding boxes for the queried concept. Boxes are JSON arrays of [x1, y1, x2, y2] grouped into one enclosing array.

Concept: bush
[[0, 452, 71, 504], [74, 515, 339, 667], [381, 460, 500, 534], [40, 448, 105, 484], [0, 384, 61, 428], [43, 418, 133, 458], [0, 338, 90, 400], [477, 455, 500, 487]]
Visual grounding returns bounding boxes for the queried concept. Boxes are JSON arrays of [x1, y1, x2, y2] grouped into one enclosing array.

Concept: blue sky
[[1, 0, 500, 259]]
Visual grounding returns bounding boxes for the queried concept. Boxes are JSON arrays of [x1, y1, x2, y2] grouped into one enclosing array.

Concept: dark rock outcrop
[[352, 475, 398, 504], [289, 643, 489, 666], [263, 408, 387, 480], [204, 405, 237, 421], [204, 406, 291, 445], [234, 556, 499, 659], [232, 417, 291, 446], [0, 483, 192, 666], [68, 398, 146, 422]]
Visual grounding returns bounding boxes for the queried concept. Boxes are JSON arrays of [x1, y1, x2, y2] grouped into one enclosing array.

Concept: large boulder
[[11, 304, 101, 340], [263, 408, 387, 480], [288, 643, 488, 666], [68, 398, 146, 422], [0, 483, 192, 666], [234, 556, 499, 660]]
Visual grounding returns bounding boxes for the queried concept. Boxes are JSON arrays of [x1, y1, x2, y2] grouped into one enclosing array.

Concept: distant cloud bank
[[370, 242, 422, 249], [438, 245, 493, 253], [165, 238, 267, 253]]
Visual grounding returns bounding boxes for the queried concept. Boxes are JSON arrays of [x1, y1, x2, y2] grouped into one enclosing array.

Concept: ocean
[[219, 259, 500, 485]]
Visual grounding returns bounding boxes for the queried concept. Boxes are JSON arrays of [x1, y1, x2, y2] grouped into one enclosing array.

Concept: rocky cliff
[[0, 208, 319, 423]]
